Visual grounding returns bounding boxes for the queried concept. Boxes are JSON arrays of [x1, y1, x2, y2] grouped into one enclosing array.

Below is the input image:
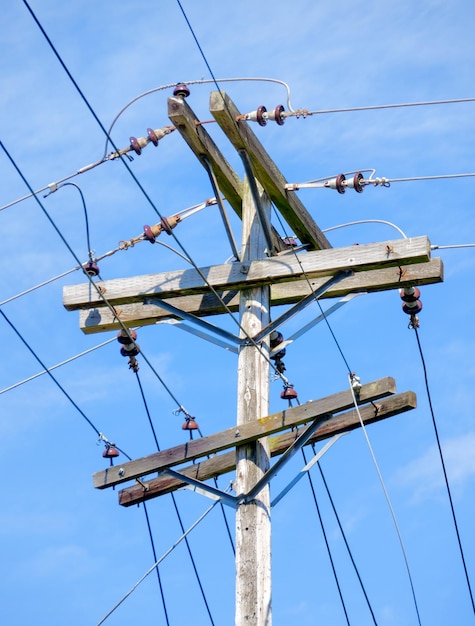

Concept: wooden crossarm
[[64, 236, 432, 311], [118, 390, 416, 505], [93, 376, 396, 490], [77, 258, 443, 333], [210, 91, 331, 251]]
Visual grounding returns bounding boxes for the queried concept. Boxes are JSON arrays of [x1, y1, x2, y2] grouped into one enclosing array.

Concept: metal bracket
[[252, 270, 352, 344], [271, 434, 344, 507], [145, 297, 244, 347]]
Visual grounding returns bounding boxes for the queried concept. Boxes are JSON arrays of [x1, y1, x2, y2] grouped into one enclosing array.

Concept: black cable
[[175, 0, 222, 95], [134, 371, 216, 625], [414, 327, 475, 615], [0, 307, 101, 437], [316, 457, 378, 625], [22, 0, 288, 389], [272, 207, 353, 374], [57, 182, 93, 259], [142, 502, 171, 626], [302, 449, 350, 625]]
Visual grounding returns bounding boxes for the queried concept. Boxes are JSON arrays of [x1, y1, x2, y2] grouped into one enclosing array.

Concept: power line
[[0, 307, 101, 437], [317, 460, 378, 625], [284, 96, 475, 117], [348, 375, 422, 625], [302, 448, 350, 625], [95, 498, 221, 626], [413, 327, 475, 615]]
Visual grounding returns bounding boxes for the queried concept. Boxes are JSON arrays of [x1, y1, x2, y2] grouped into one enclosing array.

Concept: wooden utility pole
[[235, 179, 272, 624], [64, 89, 443, 626]]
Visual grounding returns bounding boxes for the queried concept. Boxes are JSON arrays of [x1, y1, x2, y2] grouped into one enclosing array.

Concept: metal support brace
[[239, 149, 275, 255], [144, 297, 243, 346], [201, 155, 241, 261], [239, 416, 330, 503], [164, 468, 238, 508], [156, 319, 239, 353], [286, 293, 364, 343], [271, 434, 344, 507], [252, 270, 352, 344]]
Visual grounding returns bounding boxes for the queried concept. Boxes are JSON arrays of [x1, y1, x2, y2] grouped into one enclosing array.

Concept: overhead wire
[[21, 0, 291, 388], [0, 307, 101, 437], [413, 327, 475, 615], [348, 375, 422, 625], [95, 497, 222, 626], [270, 206, 423, 622], [301, 447, 351, 625], [316, 459, 378, 625], [284, 96, 475, 117], [16, 5, 472, 619], [2, 139, 217, 620]]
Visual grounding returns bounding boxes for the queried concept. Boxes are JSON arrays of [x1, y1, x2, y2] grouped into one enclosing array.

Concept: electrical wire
[[284, 96, 475, 117], [54, 182, 94, 260], [134, 370, 216, 625], [302, 448, 350, 625], [95, 498, 221, 626], [3, 137, 219, 621], [0, 307, 102, 437], [348, 375, 422, 625], [271, 206, 423, 621], [142, 502, 171, 626], [413, 327, 475, 615], [20, 0, 291, 387], [317, 460, 378, 625], [323, 219, 408, 240], [0, 336, 116, 395]]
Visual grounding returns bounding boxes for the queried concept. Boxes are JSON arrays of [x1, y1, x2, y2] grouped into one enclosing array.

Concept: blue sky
[[1, 1, 475, 624]]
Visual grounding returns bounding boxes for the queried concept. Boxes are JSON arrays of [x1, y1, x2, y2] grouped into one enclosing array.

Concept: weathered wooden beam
[[64, 236, 432, 312], [119, 391, 416, 505], [78, 258, 443, 333], [210, 91, 331, 251], [168, 95, 286, 255], [168, 95, 243, 216], [93, 377, 396, 490]]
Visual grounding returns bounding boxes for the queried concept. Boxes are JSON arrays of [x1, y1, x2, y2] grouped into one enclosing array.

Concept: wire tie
[[135, 477, 149, 492]]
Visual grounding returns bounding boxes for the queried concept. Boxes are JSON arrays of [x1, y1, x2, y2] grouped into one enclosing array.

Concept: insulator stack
[[117, 329, 140, 357], [107, 126, 174, 160], [173, 83, 191, 98], [400, 287, 422, 327], [102, 444, 119, 465], [143, 214, 182, 243], [83, 261, 100, 277], [240, 104, 286, 126], [280, 384, 298, 401], [324, 174, 347, 194], [182, 417, 199, 431], [270, 330, 287, 374]]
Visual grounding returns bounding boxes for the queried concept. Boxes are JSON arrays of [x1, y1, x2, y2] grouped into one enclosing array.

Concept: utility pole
[[63, 89, 443, 625], [235, 179, 272, 624]]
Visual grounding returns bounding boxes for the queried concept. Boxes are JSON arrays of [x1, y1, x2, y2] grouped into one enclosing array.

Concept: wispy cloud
[[394, 432, 475, 502]]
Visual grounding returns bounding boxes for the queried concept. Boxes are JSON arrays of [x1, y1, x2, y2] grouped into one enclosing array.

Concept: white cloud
[[395, 432, 475, 502]]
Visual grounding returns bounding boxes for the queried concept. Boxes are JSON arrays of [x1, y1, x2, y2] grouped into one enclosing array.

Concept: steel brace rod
[[271, 434, 344, 507], [240, 416, 330, 503], [201, 155, 241, 261], [251, 270, 352, 344]]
